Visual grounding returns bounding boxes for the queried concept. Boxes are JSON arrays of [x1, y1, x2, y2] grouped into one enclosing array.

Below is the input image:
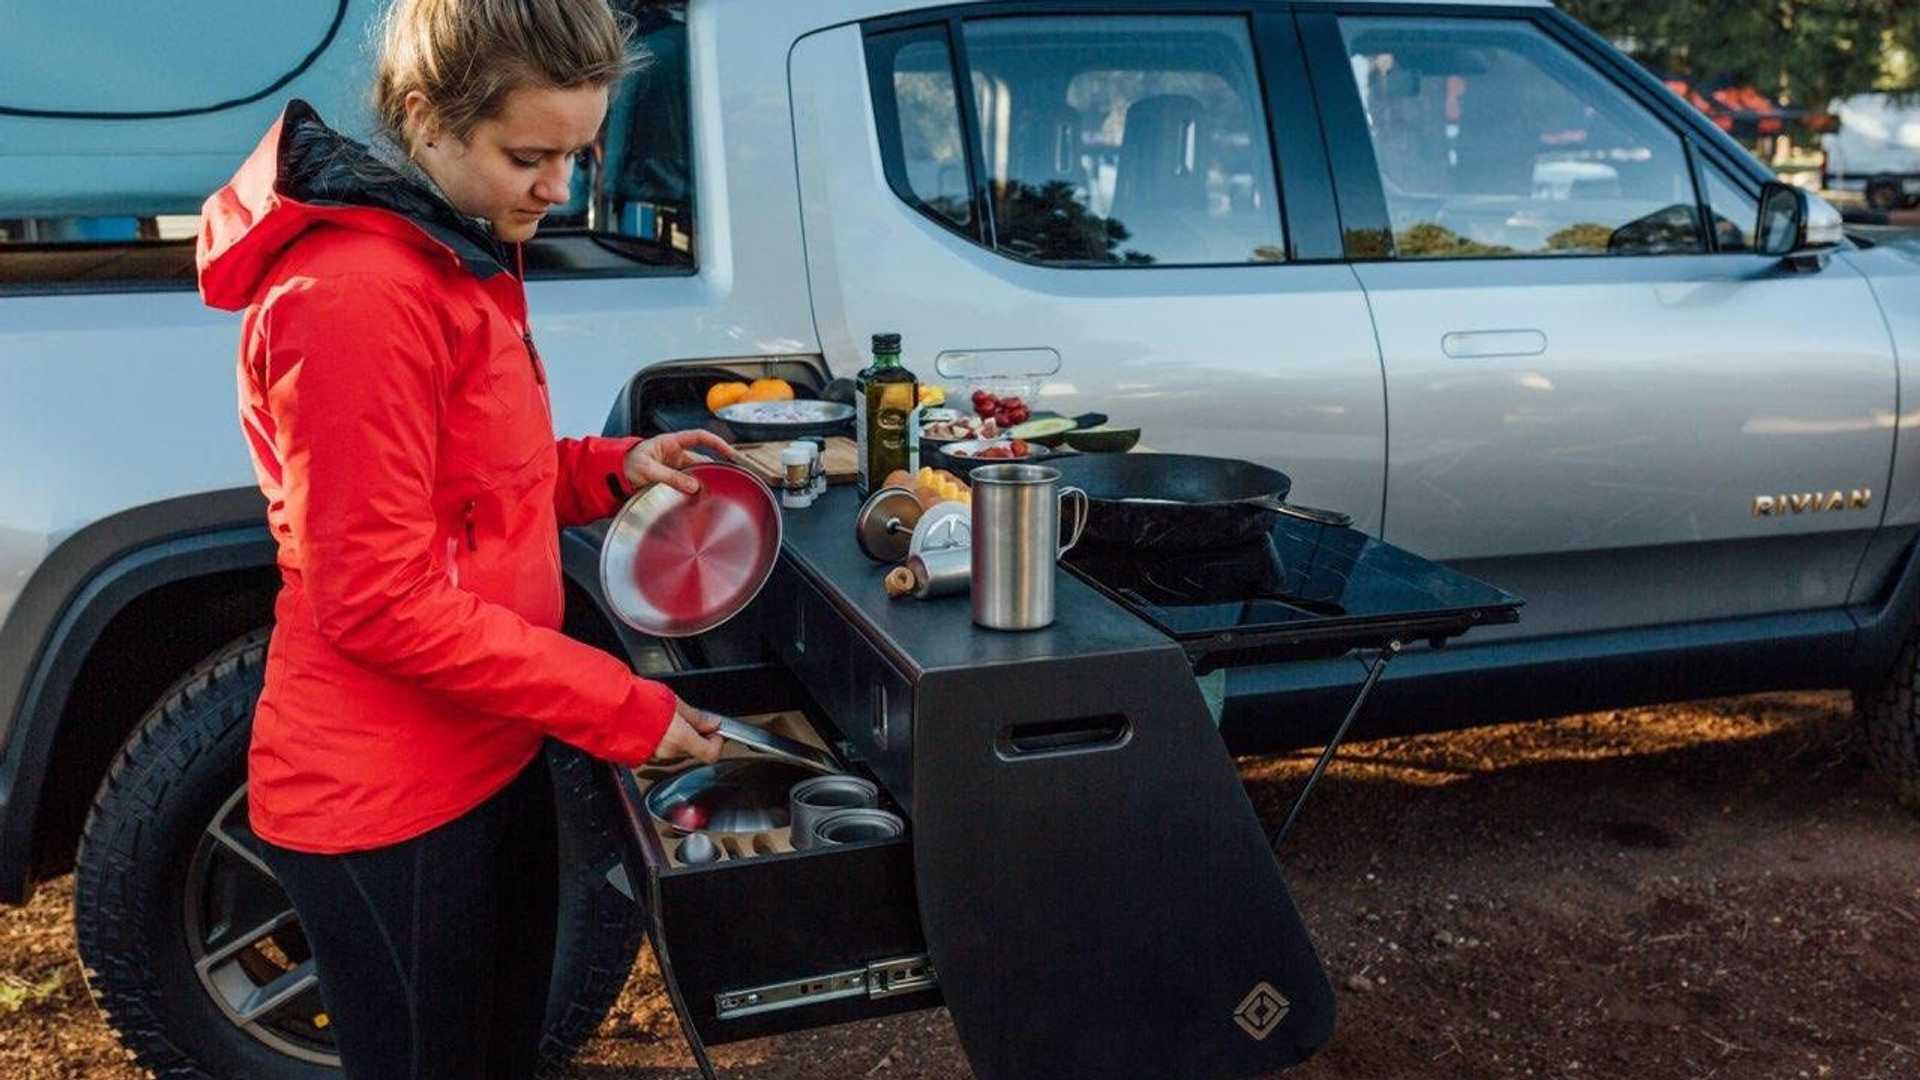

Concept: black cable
[[0, 0, 348, 121]]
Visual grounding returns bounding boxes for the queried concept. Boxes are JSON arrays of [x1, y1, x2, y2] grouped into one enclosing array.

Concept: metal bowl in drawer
[[646, 759, 816, 835]]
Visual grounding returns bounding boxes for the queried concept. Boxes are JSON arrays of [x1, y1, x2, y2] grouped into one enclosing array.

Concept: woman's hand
[[623, 430, 737, 496], [651, 698, 725, 764]]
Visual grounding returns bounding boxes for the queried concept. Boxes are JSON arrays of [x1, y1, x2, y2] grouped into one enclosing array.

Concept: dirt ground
[[5, 691, 1916, 1079]]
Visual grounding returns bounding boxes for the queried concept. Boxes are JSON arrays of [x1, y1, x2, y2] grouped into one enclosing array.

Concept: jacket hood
[[198, 100, 511, 309]]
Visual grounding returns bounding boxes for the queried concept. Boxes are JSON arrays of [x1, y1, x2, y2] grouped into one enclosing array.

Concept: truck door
[[787, 10, 1388, 530], [1299, 9, 1899, 640]]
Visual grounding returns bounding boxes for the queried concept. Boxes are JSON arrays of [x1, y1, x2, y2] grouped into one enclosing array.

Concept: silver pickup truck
[[4, 0, 1919, 1075]]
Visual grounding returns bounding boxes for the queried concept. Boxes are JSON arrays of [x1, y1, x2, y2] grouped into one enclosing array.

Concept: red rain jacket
[[199, 102, 675, 852]]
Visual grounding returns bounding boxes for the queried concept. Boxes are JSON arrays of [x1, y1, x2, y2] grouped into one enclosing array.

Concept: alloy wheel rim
[[182, 784, 340, 1066]]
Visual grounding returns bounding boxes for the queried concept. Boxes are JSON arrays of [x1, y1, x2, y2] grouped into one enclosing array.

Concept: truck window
[[1338, 16, 1705, 260], [870, 30, 974, 232], [0, 0, 691, 292], [870, 14, 1285, 267], [1698, 161, 1758, 252]]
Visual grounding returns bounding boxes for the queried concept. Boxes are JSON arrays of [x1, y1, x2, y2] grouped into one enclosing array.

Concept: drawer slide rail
[[715, 955, 938, 1021]]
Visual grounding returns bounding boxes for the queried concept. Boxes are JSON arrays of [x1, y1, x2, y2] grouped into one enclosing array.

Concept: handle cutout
[[997, 714, 1131, 760]]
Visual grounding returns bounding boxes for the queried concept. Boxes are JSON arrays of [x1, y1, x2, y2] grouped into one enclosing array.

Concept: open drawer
[[608, 662, 939, 1051]]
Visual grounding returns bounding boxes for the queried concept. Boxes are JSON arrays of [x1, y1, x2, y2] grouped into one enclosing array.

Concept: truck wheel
[[1866, 178, 1902, 211], [72, 629, 647, 1078], [1855, 632, 1920, 813]]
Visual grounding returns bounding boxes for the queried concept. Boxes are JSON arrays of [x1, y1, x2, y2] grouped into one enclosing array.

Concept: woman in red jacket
[[196, 1, 723, 1075]]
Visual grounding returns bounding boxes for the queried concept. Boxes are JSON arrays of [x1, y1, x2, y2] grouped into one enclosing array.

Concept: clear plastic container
[[934, 347, 1060, 425]]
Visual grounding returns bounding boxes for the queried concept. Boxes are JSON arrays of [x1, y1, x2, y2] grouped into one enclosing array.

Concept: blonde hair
[[373, 0, 633, 146]]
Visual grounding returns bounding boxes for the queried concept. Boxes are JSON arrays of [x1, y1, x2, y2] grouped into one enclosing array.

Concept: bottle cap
[[872, 332, 902, 353]]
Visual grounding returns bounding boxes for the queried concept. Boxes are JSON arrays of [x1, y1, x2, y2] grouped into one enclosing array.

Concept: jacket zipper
[[522, 331, 547, 385], [463, 500, 478, 552]]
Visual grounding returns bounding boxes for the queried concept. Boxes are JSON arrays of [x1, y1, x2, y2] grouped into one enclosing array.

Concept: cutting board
[[734, 436, 858, 486]]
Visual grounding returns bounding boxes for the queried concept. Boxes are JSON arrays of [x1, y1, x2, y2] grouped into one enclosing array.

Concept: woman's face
[[408, 83, 610, 243]]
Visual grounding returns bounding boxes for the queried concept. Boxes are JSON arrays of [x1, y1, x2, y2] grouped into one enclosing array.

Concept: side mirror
[[1756, 181, 1844, 268]]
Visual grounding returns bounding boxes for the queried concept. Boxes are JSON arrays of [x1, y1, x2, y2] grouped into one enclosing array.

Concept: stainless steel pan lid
[[646, 760, 815, 834], [600, 461, 782, 637]]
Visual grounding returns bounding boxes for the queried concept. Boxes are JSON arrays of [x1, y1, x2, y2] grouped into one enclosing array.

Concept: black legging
[[261, 755, 559, 1079]]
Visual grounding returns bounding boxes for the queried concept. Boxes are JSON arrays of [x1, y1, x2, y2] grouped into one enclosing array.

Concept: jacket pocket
[[448, 323, 555, 485]]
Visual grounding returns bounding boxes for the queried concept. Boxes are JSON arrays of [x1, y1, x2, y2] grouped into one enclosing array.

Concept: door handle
[[1441, 330, 1548, 359]]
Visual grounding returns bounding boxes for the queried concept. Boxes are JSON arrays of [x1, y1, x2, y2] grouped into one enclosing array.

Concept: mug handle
[[1057, 486, 1089, 558]]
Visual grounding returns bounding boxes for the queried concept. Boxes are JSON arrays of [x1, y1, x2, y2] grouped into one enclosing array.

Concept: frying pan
[[600, 461, 782, 636], [1045, 453, 1351, 551]]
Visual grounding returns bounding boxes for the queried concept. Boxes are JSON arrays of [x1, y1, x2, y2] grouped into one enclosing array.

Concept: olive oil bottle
[[855, 332, 918, 494]]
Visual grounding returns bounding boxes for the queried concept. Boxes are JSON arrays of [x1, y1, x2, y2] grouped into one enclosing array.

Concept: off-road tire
[[72, 629, 648, 1078], [1855, 632, 1920, 813]]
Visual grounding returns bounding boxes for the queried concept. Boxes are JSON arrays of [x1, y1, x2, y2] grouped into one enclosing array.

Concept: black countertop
[[773, 484, 1520, 680], [773, 486, 1174, 679]]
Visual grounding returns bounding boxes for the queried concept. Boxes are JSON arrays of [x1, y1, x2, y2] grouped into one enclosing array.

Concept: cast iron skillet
[[1046, 453, 1351, 550]]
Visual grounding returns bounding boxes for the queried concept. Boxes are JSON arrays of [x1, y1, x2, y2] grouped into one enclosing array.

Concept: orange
[[705, 381, 750, 413], [743, 377, 795, 402]]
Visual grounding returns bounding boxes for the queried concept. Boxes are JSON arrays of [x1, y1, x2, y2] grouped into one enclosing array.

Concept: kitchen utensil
[[780, 442, 818, 508], [788, 775, 880, 850], [804, 437, 830, 495], [905, 547, 971, 599], [969, 463, 1088, 630], [600, 461, 782, 636], [884, 546, 971, 600], [712, 715, 841, 774], [1044, 453, 1350, 551], [714, 398, 855, 442], [646, 759, 816, 834], [733, 437, 856, 487], [909, 501, 971, 556], [855, 486, 924, 562], [809, 807, 907, 847], [676, 832, 720, 865]]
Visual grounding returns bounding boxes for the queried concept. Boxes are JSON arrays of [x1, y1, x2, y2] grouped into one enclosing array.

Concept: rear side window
[[1338, 16, 1704, 259], [870, 31, 974, 231], [870, 15, 1286, 267], [0, 0, 692, 292]]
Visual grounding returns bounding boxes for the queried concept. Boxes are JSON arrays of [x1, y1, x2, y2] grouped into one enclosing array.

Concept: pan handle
[[1248, 494, 1353, 528]]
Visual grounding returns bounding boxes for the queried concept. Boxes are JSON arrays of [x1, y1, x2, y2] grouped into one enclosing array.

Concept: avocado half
[[1006, 416, 1079, 447], [1061, 426, 1141, 453]]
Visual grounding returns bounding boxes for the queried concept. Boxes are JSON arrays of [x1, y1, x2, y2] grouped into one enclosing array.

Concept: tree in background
[[1562, 0, 1919, 109]]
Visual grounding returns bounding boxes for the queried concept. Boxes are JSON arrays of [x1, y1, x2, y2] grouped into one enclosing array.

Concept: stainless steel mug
[[969, 463, 1089, 630]]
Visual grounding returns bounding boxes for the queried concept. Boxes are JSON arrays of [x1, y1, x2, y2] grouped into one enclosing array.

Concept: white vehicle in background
[[1823, 93, 1920, 210]]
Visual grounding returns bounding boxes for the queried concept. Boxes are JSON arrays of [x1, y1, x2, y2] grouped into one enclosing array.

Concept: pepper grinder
[[781, 442, 819, 508]]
